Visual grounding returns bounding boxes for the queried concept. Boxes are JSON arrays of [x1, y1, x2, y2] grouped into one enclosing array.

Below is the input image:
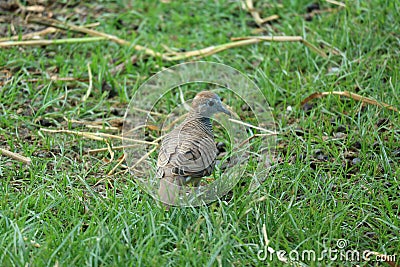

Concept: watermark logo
[[336, 238, 347, 249], [257, 239, 397, 264]]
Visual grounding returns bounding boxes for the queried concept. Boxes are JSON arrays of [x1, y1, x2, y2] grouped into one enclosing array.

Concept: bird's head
[[192, 91, 231, 118]]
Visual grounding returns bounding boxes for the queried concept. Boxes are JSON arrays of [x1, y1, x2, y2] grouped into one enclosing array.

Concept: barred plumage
[[157, 91, 231, 208]]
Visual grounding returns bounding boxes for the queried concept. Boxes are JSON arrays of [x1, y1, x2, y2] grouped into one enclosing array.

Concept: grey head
[[191, 91, 231, 118]]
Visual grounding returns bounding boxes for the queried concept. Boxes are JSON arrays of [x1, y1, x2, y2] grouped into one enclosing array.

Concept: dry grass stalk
[[4, 17, 327, 62], [85, 125, 119, 131], [229, 118, 278, 134], [0, 27, 57, 42], [26, 76, 89, 83], [0, 22, 100, 42], [326, 0, 346, 7], [16, 1, 45, 12], [64, 117, 123, 128], [0, 37, 107, 47], [128, 145, 159, 171], [242, 0, 279, 26], [129, 106, 164, 117], [88, 144, 140, 154], [302, 91, 399, 113], [108, 154, 126, 175], [0, 148, 31, 165], [166, 35, 327, 60], [82, 62, 93, 102], [40, 128, 158, 145], [27, 16, 169, 60], [231, 36, 328, 58]]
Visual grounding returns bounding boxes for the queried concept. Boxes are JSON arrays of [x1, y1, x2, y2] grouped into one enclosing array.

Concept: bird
[[156, 91, 231, 209]]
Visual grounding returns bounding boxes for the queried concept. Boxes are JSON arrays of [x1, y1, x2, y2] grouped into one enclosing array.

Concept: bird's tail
[[158, 179, 180, 210]]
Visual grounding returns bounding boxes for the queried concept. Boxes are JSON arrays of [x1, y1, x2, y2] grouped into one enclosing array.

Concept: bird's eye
[[208, 101, 214, 106]]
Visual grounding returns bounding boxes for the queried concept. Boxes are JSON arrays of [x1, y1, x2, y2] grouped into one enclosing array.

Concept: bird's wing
[[157, 132, 176, 168], [157, 131, 217, 178]]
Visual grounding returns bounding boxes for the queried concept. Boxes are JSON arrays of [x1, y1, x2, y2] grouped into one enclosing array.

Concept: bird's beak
[[219, 104, 231, 116]]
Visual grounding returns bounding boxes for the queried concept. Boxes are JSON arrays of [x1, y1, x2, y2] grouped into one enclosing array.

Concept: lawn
[[0, 0, 399, 266]]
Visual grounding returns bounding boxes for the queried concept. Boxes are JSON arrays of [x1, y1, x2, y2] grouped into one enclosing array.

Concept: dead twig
[[326, 0, 346, 7], [1, 74, 87, 87], [39, 128, 158, 145], [40, 128, 103, 141], [82, 62, 93, 102], [129, 145, 159, 171], [0, 27, 57, 42], [228, 118, 278, 134], [108, 154, 126, 176], [16, 0, 45, 12], [166, 39, 261, 60], [26, 76, 89, 83], [6, 17, 326, 62], [27, 16, 168, 60], [0, 148, 31, 165], [301, 91, 399, 113], [0, 22, 100, 42], [105, 141, 115, 162], [231, 36, 328, 58], [88, 144, 140, 154], [242, 0, 279, 26], [85, 125, 119, 131], [1, 17, 328, 74], [64, 117, 123, 129], [0, 37, 107, 47], [129, 106, 164, 117], [166, 35, 327, 60], [122, 124, 156, 138]]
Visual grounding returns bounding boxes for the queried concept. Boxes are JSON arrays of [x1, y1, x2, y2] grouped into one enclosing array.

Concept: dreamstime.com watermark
[[257, 239, 397, 263]]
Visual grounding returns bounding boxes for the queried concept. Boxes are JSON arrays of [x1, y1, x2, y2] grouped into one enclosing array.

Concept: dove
[[157, 91, 231, 209]]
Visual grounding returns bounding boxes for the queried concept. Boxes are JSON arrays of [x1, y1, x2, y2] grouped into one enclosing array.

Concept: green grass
[[0, 0, 399, 266]]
